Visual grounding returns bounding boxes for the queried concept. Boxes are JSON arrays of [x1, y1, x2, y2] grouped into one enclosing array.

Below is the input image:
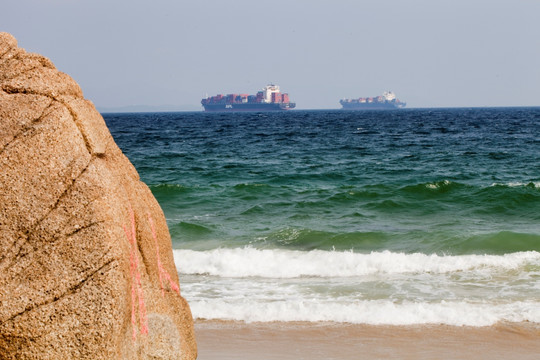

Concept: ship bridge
[[262, 84, 281, 103]]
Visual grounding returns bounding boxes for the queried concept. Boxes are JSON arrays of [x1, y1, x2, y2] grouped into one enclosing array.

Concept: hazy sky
[[3, 0, 540, 110]]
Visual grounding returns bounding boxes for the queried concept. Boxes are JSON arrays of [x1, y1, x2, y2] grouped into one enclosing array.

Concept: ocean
[[104, 108, 540, 327]]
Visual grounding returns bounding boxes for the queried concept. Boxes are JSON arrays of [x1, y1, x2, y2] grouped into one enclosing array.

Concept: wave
[[187, 298, 540, 326], [149, 179, 540, 206], [174, 248, 540, 278], [149, 183, 194, 197], [491, 181, 540, 189], [401, 179, 465, 194], [255, 228, 540, 255], [171, 221, 214, 235], [453, 231, 540, 254], [176, 248, 540, 326], [262, 228, 390, 251], [149, 180, 540, 211]]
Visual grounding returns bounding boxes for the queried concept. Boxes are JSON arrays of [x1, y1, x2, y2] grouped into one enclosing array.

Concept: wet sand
[[195, 320, 540, 360]]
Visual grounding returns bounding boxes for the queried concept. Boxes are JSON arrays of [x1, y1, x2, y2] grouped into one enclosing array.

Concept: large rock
[[0, 33, 197, 359]]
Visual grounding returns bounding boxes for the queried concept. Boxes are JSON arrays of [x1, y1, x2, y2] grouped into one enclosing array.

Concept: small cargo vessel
[[340, 91, 406, 110], [201, 84, 296, 112]]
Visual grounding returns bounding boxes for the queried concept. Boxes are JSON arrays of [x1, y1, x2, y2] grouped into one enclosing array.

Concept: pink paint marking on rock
[[130, 208, 149, 335], [123, 205, 149, 338], [161, 269, 181, 294], [148, 213, 165, 296], [123, 224, 139, 340], [122, 207, 182, 342], [148, 213, 181, 296]]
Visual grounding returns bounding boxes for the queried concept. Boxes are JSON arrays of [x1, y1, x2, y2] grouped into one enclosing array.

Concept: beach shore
[[194, 320, 540, 360]]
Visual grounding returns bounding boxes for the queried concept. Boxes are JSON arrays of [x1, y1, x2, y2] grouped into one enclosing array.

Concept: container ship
[[340, 91, 406, 110], [201, 84, 296, 112]]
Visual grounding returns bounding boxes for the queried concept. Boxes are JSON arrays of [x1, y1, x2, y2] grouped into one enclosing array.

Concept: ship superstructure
[[340, 91, 406, 110], [201, 84, 296, 112]]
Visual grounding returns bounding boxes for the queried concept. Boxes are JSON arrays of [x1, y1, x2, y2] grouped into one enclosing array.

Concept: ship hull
[[202, 102, 296, 112], [340, 102, 406, 110]]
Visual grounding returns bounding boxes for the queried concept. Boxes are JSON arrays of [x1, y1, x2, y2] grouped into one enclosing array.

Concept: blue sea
[[104, 108, 540, 326]]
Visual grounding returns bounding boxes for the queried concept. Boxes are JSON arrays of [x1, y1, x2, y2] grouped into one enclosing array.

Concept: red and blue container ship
[[201, 84, 296, 112], [340, 91, 406, 110]]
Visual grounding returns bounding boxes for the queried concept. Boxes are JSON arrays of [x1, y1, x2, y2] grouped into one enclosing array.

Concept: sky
[[2, 0, 540, 110]]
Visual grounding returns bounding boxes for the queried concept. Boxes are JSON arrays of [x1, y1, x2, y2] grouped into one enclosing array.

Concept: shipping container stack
[[271, 92, 282, 103], [202, 86, 294, 107], [239, 94, 249, 103]]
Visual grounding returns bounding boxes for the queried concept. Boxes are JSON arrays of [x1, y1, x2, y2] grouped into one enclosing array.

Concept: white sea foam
[[425, 180, 451, 189], [187, 298, 540, 326], [490, 181, 540, 188], [175, 248, 540, 325], [174, 248, 540, 278]]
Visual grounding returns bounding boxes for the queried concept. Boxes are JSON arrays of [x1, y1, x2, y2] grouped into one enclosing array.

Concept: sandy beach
[[195, 320, 540, 360]]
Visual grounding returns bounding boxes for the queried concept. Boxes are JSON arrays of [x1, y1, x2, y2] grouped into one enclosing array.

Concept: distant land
[[98, 104, 202, 113]]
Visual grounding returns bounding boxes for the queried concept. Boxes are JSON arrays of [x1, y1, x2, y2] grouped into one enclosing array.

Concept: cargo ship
[[340, 91, 406, 110], [201, 84, 296, 112]]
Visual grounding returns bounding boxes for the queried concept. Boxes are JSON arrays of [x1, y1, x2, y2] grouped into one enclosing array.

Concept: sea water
[[104, 108, 540, 326]]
